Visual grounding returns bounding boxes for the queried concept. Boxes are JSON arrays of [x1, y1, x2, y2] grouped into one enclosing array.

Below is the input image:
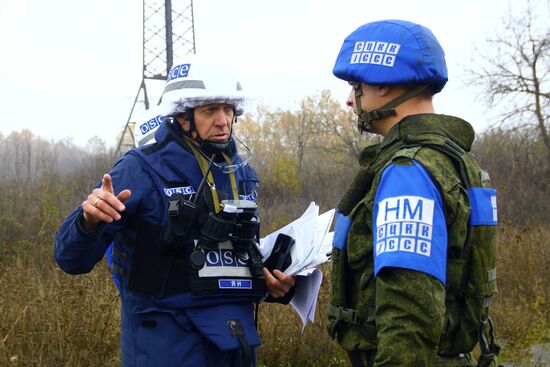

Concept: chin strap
[[183, 137, 239, 213], [353, 83, 430, 133]]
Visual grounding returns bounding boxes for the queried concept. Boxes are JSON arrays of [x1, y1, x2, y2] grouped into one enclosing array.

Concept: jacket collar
[[380, 114, 475, 151]]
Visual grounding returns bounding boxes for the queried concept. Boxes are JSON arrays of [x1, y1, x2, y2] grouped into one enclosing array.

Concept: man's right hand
[[81, 174, 132, 231]]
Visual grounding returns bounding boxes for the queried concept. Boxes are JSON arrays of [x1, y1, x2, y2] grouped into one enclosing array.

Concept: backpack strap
[[398, 138, 474, 294], [394, 138, 502, 360]]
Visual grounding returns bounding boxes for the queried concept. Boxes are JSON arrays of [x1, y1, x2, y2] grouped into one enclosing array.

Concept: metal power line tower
[[116, 0, 196, 156]]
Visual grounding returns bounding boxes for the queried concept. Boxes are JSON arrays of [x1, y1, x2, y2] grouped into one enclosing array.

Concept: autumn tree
[[469, 0, 550, 164], [310, 90, 373, 165]]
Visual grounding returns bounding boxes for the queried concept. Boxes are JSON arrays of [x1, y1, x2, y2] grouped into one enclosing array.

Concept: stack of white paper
[[259, 202, 335, 330]]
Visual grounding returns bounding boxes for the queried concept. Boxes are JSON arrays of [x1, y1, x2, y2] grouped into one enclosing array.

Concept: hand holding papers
[[259, 202, 335, 329]]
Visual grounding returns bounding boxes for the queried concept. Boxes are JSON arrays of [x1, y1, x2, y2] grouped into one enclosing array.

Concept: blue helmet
[[333, 19, 448, 94]]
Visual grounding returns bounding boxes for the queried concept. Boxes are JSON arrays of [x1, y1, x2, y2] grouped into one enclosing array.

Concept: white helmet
[[159, 54, 245, 117], [133, 107, 166, 147]]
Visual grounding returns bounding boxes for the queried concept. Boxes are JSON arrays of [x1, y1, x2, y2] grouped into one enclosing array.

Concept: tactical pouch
[[128, 221, 193, 298], [184, 302, 261, 351], [186, 240, 267, 298], [199, 213, 234, 248]]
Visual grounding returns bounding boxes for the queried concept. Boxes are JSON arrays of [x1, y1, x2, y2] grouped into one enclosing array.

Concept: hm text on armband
[[375, 195, 434, 257]]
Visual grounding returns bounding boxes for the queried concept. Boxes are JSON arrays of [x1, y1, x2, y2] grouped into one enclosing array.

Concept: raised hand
[[81, 174, 131, 231]]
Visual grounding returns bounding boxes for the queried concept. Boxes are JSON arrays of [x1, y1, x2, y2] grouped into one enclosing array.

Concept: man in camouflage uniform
[[327, 20, 500, 367]]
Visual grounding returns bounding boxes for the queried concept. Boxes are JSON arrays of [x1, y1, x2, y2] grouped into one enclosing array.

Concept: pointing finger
[[101, 174, 114, 194]]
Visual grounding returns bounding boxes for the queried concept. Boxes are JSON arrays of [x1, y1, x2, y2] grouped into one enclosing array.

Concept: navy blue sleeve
[[54, 154, 151, 274]]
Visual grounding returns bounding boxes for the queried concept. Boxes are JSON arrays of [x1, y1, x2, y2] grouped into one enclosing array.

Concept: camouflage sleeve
[[374, 267, 445, 366]]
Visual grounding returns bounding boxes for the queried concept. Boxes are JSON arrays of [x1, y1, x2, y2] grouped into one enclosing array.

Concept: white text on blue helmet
[[351, 41, 400, 67]]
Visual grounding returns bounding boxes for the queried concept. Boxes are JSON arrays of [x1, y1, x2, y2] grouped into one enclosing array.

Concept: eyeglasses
[[207, 135, 255, 174]]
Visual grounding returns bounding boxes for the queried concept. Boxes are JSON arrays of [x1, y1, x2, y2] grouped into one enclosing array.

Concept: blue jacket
[[55, 122, 262, 366]]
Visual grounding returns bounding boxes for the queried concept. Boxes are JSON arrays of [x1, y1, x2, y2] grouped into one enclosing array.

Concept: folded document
[[259, 202, 335, 329]]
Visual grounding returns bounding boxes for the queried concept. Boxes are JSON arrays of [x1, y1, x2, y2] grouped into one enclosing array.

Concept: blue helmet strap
[[354, 83, 430, 133]]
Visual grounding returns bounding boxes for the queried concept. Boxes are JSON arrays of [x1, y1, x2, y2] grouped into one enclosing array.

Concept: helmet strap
[[177, 109, 197, 140], [354, 83, 430, 133]]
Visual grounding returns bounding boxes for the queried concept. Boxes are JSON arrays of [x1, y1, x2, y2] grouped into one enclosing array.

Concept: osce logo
[[350, 41, 400, 67], [240, 191, 258, 202], [138, 115, 165, 135], [202, 249, 251, 279], [167, 63, 191, 82], [163, 186, 195, 197], [198, 244, 252, 278], [375, 195, 434, 257], [205, 249, 248, 268]]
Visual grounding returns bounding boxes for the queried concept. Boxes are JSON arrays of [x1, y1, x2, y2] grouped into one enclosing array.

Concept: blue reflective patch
[[218, 279, 252, 289], [163, 186, 195, 197], [240, 191, 258, 202], [373, 161, 447, 284], [332, 211, 352, 250], [467, 188, 497, 225]]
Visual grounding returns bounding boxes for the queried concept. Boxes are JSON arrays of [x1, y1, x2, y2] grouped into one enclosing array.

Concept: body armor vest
[[329, 115, 498, 358], [112, 123, 265, 300]]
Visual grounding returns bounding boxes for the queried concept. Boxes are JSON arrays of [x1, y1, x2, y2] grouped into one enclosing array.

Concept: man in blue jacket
[[54, 54, 295, 367]]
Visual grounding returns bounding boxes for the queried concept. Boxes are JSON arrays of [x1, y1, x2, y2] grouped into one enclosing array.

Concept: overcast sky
[[0, 0, 534, 147]]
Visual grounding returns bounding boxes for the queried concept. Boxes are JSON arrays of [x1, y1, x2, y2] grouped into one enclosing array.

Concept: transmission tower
[[115, 0, 196, 156]]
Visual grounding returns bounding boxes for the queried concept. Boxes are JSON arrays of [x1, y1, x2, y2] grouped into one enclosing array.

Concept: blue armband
[[332, 211, 352, 250], [467, 188, 497, 226], [373, 161, 447, 284]]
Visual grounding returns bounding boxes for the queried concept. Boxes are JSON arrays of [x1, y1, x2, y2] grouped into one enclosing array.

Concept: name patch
[[218, 279, 252, 289], [350, 41, 400, 67]]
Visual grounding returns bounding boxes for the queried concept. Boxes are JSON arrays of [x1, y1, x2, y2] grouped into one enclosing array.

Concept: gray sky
[[0, 0, 527, 147]]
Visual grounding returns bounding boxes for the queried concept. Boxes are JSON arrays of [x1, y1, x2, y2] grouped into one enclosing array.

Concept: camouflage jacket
[[329, 114, 497, 366]]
